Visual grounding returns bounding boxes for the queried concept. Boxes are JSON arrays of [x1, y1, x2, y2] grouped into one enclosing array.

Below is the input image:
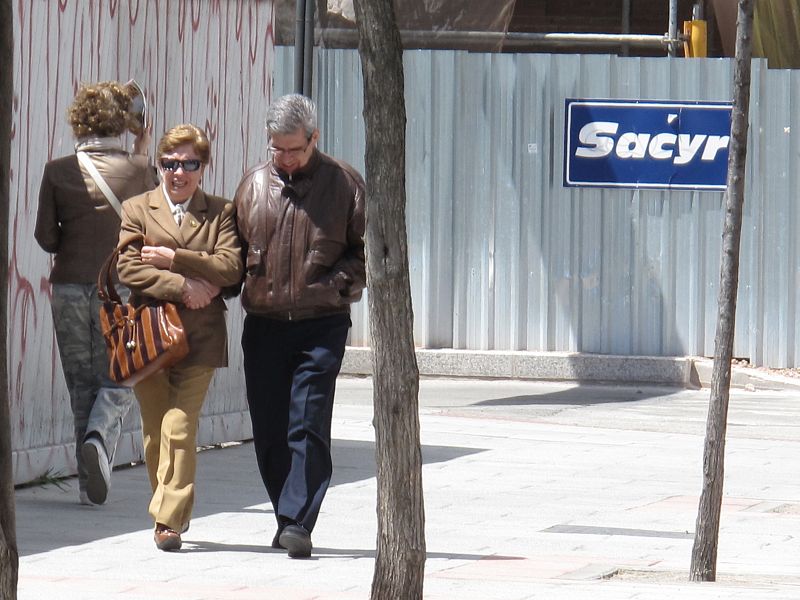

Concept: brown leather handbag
[[98, 234, 189, 387]]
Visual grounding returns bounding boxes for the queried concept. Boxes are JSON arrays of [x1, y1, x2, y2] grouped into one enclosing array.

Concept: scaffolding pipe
[[318, 29, 677, 50], [621, 0, 632, 56], [504, 32, 672, 47], [669, 0, 679, 56], [293, 0, 305, 93], [303, 0, 315, 96]]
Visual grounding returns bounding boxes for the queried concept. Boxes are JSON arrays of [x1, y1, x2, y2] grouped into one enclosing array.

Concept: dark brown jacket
[[35, 150, 157, 283], [233, 149, 366, 319]]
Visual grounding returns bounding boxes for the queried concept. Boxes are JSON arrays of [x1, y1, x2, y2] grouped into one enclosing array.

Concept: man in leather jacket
[[233, 94, 366, 558]]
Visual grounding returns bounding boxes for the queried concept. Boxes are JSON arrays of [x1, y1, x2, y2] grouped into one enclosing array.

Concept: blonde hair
[[157, 124, 210, 163], [68, 81, 134, 138]]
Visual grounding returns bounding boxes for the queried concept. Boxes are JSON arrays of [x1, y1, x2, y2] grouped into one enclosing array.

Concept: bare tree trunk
[[0, 0, 19, 596], [352, 1, 426, 598], [690, 0, 754, 583]]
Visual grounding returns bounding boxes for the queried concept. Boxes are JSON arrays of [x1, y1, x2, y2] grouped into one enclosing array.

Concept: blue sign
[[564, 99, 732, 190]]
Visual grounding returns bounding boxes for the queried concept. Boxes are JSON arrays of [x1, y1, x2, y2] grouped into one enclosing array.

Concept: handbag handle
[[97, 233, 146, 304]]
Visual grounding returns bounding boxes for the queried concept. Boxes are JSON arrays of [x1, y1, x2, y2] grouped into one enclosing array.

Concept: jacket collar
[[148, 186, 209, 246], [273, 149, 322, 199]]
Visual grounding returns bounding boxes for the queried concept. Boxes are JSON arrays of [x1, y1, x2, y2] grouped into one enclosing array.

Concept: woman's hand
[[182, 277, 221, 309], [141, 245, 175, 270], [133, 122, 152, 156]]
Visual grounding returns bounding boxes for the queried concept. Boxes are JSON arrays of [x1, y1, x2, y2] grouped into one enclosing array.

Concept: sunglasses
[[160, 159, 202, 172]]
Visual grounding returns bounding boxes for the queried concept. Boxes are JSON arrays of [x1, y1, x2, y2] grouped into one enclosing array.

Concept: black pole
[[621, 0, 631, 56], [303, 0, 315, 96], [294, 0, 305, 93]]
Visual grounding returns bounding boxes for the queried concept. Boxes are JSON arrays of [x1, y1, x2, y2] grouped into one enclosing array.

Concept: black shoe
[[271, 528, 284, 549], [279, 524, 312, 558]]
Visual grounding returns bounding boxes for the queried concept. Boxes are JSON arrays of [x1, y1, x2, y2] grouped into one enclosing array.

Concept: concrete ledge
[[342, 347, 695, 386], [343, 348, 800, 391], [691, 358, 800, 391]]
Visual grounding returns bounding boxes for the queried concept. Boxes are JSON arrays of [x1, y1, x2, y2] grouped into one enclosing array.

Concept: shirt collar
[[162, 183, 192, 213]]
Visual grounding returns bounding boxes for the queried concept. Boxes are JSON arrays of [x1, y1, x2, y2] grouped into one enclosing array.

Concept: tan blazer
[[35, 150, 156, 283], [116, 186, 243, 368]]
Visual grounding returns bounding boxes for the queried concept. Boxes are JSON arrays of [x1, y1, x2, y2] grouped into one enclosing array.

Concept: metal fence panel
[[11, 1, 274, 484], [275, 48, 800, 367]]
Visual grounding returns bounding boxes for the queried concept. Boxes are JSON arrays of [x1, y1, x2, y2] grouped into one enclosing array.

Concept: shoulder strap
[[77, 151, 123, 217]]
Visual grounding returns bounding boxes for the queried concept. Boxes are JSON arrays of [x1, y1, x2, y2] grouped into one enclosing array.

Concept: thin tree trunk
[[352, 1, 426, 598], [689, 0, 754, 583], [0, 0, 19, 596]]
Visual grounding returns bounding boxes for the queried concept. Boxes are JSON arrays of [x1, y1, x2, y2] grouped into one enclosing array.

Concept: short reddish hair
[[157, 124, 210, 163]]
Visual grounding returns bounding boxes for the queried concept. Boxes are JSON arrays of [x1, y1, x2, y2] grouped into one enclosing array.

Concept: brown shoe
[[154, 523, 182, 551]]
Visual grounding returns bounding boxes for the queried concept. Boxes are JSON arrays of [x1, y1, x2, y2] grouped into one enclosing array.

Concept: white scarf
[[74, 136, 123, 153]]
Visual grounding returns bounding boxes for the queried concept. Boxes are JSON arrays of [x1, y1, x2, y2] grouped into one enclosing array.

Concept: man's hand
[[141, 245, 175, 270], [182, 277, 221, 309]]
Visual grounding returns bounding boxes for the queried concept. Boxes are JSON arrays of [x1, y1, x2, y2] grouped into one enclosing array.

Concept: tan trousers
[[134, 364, 214, 531]]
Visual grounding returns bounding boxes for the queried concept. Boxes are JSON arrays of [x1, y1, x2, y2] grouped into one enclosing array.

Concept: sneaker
[[81, 436, 111, 505], [279, 524, 312, 558], [79, 490, 93, 506]]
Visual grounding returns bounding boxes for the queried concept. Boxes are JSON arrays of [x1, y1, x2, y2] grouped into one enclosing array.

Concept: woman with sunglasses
[[116, 124, 242, 551]]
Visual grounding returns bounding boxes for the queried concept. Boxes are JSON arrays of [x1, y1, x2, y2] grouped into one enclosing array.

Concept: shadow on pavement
[[178, 540, 496, 562], [474, 383, 686, 407], [16, 439, 484, 556]]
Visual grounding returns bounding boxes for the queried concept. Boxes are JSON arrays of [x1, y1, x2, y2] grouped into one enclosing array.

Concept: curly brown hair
[[157, 124, 211, 164], [67, 81, 135, 138]]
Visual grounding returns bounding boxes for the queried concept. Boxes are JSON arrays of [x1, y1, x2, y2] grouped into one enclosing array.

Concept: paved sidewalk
[[15, 378, 800, 599]]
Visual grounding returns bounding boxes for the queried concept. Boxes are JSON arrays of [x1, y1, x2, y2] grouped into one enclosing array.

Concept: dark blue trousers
[[242, 312, 351, 532]]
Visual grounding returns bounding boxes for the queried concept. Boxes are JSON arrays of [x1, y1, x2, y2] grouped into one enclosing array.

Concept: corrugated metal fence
[[11, 1, 273, 485], [275, 48, 800, 368], [12, 37, 800, 484]]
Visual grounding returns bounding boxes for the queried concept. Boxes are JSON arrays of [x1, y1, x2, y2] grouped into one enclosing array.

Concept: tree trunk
[[689, 0, 754, 583], [352, 1, 426, 598], [0, 0, 19, 596]]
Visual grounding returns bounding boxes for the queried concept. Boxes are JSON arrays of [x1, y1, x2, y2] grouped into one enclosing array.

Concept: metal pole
[[621, 0, 632, 56], [319, 28, 672, 50], [668, 0, 679, 56], [293, 0, 305, 94], [303, 0, 315, 97]]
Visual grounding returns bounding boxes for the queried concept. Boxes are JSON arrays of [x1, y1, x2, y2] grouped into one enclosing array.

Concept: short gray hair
[[265, 94, 317, 137]]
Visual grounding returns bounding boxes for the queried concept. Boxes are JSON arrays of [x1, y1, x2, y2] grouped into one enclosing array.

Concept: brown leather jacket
[[233, 149, 366, 319]]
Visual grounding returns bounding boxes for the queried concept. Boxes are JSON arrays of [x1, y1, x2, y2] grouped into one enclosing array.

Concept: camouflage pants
[[51, 283, 135, 492]]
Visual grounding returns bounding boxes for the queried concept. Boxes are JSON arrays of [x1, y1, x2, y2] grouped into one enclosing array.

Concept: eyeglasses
[[269, 137, 312, 158], [160, 159, 202, 172]]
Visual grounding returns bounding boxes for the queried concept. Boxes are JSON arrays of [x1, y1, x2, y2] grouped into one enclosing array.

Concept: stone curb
[[342, 347, 800, 391], [690, 358, 800, 391]]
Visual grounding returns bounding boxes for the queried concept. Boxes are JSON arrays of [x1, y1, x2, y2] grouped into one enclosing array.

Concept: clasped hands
[[141, 245, 220, 309]]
